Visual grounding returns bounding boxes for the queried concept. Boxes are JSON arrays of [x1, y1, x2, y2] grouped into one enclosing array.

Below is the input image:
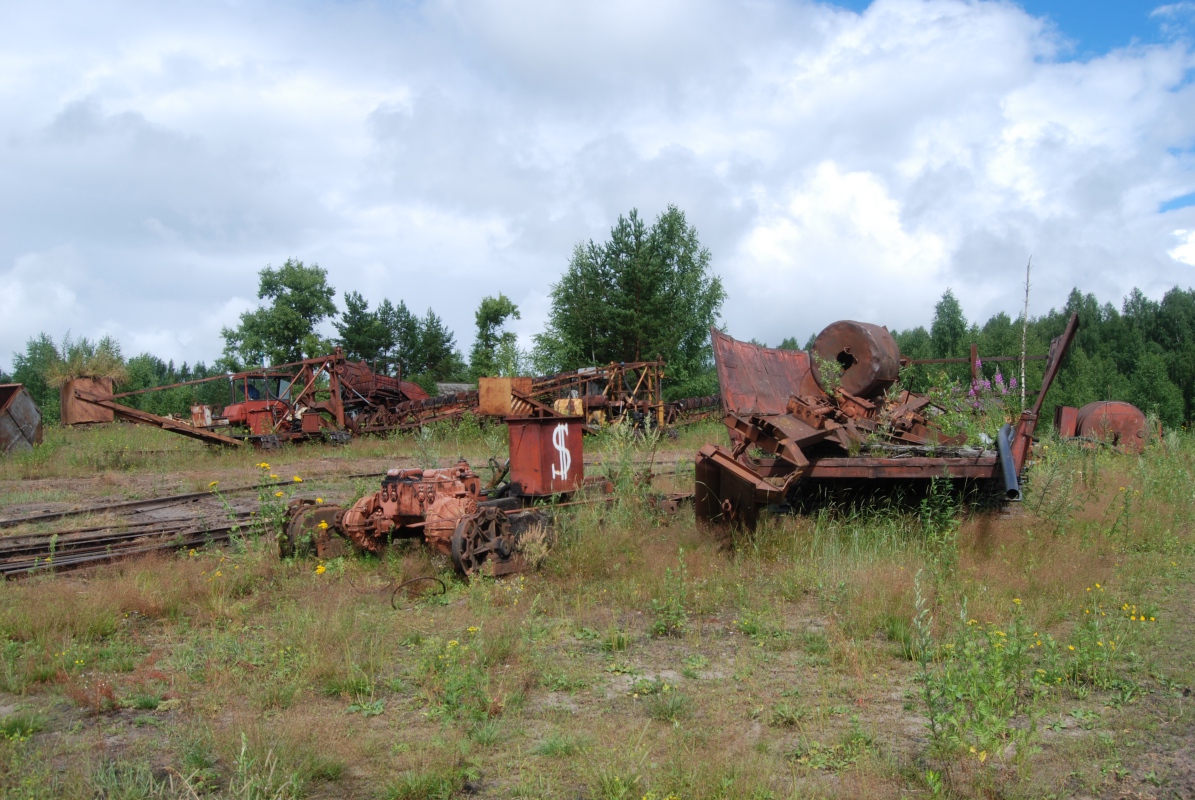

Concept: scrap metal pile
[[61, 352, 719, 449], [695, 314, 1079, 529], [283, 415, 587, 576]]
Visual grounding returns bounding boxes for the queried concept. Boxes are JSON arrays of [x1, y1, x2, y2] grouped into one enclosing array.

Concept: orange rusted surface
[[338, 462, 482, 554], [1076, 401, 1148, 453], [712, 327, 814, 416], [810, 320, 900, 397], [507, 416, 584, 497]]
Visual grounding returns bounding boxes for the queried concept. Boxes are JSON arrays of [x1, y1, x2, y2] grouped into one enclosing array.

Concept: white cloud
[[1, 0, 1194, 373], [1171, 229, 1195, 266]]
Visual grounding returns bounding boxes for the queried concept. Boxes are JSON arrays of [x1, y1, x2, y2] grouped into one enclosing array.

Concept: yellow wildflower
[[188, 549, 196, 557], [257, 462, 270, 468], [467, 626, 480, 634], [1012, 598, 1022, 605], [447, 640, 459, 648], [274, 491, 284, 497], [214, 570, 223, 578], [270, 474, 279, 479], [1068, 645, 1075, 651], [316, 497, 324, 504], [315, 564, 326, 575], [293, 476, 303, 483], [208, 480, 218, 488], [318, 521, 329, 529]]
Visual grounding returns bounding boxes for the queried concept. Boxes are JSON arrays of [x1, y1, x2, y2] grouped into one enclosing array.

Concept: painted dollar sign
[[550, 423, 571, 481]]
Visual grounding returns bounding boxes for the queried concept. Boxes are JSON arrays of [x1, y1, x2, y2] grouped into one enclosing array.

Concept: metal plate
[[711, 328, 813, 416]]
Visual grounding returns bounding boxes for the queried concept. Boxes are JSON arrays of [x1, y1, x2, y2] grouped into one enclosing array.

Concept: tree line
[[3, 203, 1193, 429]]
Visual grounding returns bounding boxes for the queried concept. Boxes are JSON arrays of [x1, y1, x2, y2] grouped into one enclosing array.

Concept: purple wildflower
[[1009, 377, 1017, 390], [994, 372, 1004, 386], [975, 358, 982, 370]]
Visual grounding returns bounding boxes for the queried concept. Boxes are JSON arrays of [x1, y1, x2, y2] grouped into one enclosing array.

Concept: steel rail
[[0, 470, 392, 530], [1, 525, 246, 577]]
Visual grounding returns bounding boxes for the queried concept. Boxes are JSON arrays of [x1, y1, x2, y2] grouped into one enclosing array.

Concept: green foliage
[[334, 290, 391, 363], [414, 309, 467, 382], [385, 765, 469, 800], [811, 352, 843, 395], [650, 551, 689, 637], [919, 477, 960, 578], [469, 293, 521, 380], [534, 732, 587, 757], [42, 332, 127, 387], [534, 205, 725, 399], [227, 733, 301, 800], [376, 298, 421, 377], [0, 712, 45, 741], [644, 689, 692, 723], [11, 333, 62, 424], [930, 289, 968, 362], [786, 722, 875, 771], [221, 259, 337, 368]]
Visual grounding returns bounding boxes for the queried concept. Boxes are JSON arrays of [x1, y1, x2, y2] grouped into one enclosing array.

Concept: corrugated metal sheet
[[0, 384, 43, 455], [711, 328, 813, 416]]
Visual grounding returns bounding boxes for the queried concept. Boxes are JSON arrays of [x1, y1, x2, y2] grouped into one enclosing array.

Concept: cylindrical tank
[[810, 321, 901, 399], [1075, 401, 1148, 454]]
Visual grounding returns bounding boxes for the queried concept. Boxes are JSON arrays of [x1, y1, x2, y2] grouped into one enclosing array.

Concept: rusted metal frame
[[722, 414, 816, 474], [1009, 313, 1079, 473], [74, 391, 244, 447], [282, 358, 345, 430], [357, 407, 469, 433], [109, 350, 349, 400], [509, 389, 562, 418], [696, 445, 786, 500], [805, 456, 998, 479]]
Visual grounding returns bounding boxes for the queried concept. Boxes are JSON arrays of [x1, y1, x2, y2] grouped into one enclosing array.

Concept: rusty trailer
[[695, 315, 1079, 529]]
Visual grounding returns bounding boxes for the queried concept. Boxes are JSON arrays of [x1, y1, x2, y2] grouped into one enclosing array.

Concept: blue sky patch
[[833, 1, 1189, 58], [1161, 191, 1195, 213]]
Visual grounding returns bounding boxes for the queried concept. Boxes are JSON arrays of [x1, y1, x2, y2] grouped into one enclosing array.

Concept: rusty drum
[[810, 321, 901, 399], [1076, 401, 1148, 454]]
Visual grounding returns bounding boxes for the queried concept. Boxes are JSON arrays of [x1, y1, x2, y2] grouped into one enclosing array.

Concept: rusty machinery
[[349, 361, 692, 435], [66, 350, 718, 449], [694, 315, 1079, 529], [1054, 400, 1151, 454], [283, 415, 587, 576], [68, 351, 429, 448]]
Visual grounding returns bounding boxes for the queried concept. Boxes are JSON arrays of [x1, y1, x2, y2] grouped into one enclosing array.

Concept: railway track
[[0, 514, 257, 577], [0, 458, 692, 579]]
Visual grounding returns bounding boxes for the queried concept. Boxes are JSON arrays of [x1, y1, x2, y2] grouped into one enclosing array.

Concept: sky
[[2, 0, 1194, 373]]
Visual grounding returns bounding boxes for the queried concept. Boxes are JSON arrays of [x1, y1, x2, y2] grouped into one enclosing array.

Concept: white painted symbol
[[551, 423, 571, 481]]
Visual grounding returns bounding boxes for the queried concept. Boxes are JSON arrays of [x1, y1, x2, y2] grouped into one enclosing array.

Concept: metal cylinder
[[810, 321, 901, 398], [997, 423, 1021, 501], [1075, 401, 1148, 453]]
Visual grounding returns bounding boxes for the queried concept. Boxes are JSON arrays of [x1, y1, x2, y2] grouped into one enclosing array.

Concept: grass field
[[0, 420, 1192, 799]]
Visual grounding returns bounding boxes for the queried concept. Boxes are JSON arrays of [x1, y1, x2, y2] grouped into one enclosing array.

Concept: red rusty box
[[506, 416, 583, 497], [1054, 405, 1079, 439]]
